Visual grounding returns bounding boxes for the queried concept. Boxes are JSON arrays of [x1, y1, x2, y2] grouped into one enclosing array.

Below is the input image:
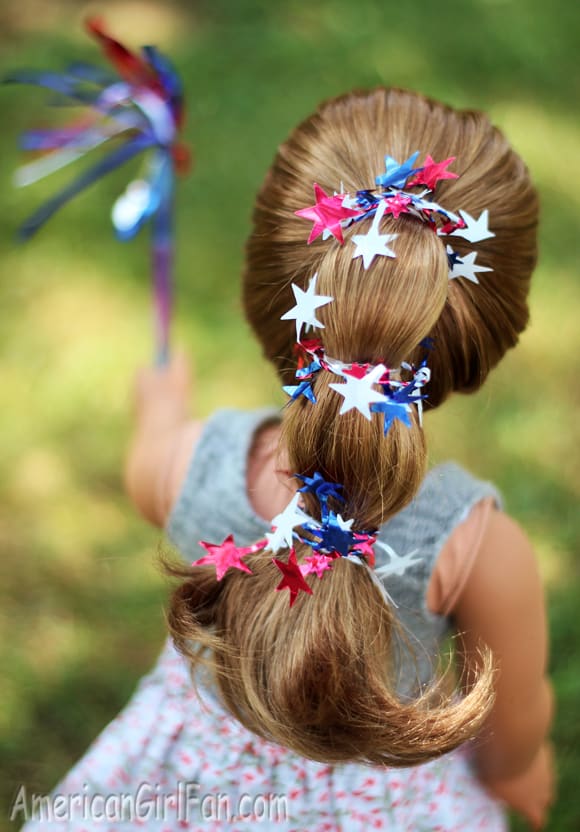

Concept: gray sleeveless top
[[166, 408, 501, 697]]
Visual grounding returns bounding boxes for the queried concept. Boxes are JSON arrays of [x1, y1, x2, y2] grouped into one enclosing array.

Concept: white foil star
[[351, 200, 398, 269], [280, 273, 333, 341], [374, 541, 422, 578], [447, 248, 493, 284], [451, 209, 495, 244], [335, 514, 354, 532], [264, 494, 308, 553], [329, 364, 389, 420]]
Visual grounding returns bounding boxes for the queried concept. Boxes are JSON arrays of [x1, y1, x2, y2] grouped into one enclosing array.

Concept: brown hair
[[167, 88, 538, 765]]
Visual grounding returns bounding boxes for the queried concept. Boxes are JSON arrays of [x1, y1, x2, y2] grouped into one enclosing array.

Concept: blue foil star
[[392, 384, 424, 405], [354, 189, 380, 211], [375, 152, 422, 189], [283, 381, 317, 403], [371, 399, 413, 434], [295, 472, 344, 507], [447, 247, 463, 269], [306, 512, 355, 558], [296, 359, 322, 380]]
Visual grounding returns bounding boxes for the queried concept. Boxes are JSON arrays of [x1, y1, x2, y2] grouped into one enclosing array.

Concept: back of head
[[168, 88, 538, 765], [245, 87, 537, 406]]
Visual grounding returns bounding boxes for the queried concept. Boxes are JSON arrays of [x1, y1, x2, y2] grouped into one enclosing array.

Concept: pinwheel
[[4, 18, 191, 363]]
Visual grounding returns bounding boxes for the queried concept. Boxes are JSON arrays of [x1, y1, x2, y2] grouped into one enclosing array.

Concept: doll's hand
[[484, 742, 555, 830], [132, 350, 192, 430], [126, 350, 200, 526]]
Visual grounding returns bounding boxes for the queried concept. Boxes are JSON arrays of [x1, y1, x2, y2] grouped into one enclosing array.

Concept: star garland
[[282, 333, 432, 434], [192, 471, 420, 607], [293, 151, 494, 282], [193, 471, 423, 607]]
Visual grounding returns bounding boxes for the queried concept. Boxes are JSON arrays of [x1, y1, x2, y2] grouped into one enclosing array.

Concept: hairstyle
[[167, 88, 538, 765]]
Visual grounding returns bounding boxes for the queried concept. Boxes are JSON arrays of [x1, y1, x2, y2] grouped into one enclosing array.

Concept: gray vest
[[167, 408, 500, 696]]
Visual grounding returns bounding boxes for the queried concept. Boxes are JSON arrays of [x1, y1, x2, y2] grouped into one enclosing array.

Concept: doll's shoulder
[[165, 408, 283, 558], [377, 461, 503, 579], [421, 460, 503, 518]]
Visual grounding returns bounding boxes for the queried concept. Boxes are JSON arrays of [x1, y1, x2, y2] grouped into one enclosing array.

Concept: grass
[[0, 1, 579, 829]]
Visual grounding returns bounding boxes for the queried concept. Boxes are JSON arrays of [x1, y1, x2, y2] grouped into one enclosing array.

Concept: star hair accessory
[[282, 329, 432, 433], [351, 199, 398, 270], [294, 183, 364, 244], [194, 472, 420, 607], [280, 273, 333, 341], [279, 279, 432, 432], [446, 246, 492, 284], [294, 152, 495, 281]]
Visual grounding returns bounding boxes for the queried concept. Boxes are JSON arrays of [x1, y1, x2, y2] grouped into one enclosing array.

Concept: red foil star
[[343, 362, 373, 379], [439, 216, 466, 236], [195, 535, 266, 580], [295, 184, 363, 245], [273, 549, 313, 606], [343, 363, 391, 385], [408, 156, 459, 190], [352, 534, 377, 567], [300, 337, 324, 358], [384, 193, 412, 218], [301, 553, 334, 578]]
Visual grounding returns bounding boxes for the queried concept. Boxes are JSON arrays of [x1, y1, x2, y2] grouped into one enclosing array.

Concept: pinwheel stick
[[153, 203, 173, 365]]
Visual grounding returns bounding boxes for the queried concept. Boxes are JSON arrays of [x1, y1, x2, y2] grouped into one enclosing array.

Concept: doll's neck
[[247, 422, 295, 521]]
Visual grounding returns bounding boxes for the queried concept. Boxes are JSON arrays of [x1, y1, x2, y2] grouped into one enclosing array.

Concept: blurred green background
[[0, 0, 578, 829]]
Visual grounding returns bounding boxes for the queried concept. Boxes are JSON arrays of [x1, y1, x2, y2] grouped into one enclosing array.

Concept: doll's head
[[244, 87, 537, 399], [168, 88, 538, 767], [242, 86, 537, 526]]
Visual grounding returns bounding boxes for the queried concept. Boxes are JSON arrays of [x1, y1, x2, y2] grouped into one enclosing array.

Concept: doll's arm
[[124, 353, 204, 527], [484, 741, 555, 830], [451, 510, 554, 826]]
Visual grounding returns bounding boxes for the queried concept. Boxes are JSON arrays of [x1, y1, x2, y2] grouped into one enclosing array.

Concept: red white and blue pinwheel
[[4, 18, 191, 363]]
